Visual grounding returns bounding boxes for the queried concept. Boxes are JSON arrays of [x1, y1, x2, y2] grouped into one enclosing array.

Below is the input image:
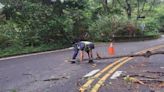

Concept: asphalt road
[[0, 36, 164, 92]]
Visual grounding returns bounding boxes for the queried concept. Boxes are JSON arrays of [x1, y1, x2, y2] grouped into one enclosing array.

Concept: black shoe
[[71, 61, 76, 64], [71, 58, 77, 64], [88, 60, 94, 63]]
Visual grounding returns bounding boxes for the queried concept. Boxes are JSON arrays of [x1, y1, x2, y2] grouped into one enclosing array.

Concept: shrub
[[89, 15, 144, 41], [0, 21, 19, 48], [0, 34, 12, 49]]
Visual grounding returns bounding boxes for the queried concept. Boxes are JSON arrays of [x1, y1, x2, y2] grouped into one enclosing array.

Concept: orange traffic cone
[[108, 42, 115, 56]]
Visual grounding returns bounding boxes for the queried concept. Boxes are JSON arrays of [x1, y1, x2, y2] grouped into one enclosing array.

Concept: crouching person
[[72, 40, 95, 63]]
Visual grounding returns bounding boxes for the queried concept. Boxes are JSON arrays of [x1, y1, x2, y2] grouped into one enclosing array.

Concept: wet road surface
[[0, 36, 164, 92]]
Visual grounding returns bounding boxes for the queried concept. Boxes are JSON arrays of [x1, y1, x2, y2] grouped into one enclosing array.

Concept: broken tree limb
[[43, 76, 69, 81], [121, 74, 159, 79], [66, 51, 164, 62], [85, 51, 164, 61], [124, 76, 145, 85], [140, 79, 164, 84]]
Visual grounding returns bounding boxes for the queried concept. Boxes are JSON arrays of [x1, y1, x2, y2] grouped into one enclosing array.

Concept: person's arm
[[79, 50, 84, 62]]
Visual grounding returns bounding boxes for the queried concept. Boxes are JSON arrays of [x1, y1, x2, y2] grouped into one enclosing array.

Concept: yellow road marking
[[79, 57, 128, 92], [90, 45, 164, 92], [90, 58, 133, 92], [79, 44, 164, 92]]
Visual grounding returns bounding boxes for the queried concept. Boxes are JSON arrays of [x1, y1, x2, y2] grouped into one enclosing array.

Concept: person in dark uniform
[[72, 40, 95, 63]]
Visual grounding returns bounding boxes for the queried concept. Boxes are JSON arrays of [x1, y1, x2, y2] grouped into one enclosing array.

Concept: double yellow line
[[79, 44, 164, 92]]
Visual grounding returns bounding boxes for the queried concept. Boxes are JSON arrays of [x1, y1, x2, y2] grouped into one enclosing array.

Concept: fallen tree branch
[[88, 51, 164, 61]]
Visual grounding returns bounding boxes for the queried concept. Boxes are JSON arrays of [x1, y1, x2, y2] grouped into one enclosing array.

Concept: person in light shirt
[[72, 39, 95, 63]]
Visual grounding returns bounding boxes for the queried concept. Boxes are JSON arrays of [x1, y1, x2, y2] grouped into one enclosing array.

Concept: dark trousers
[[72, 46, 79, 59]]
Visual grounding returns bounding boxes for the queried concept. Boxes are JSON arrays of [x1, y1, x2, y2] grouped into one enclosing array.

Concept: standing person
[[72, 39, 95, 63]]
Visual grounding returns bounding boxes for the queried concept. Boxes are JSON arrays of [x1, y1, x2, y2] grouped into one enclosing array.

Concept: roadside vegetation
[[0, 0, 163, 57]]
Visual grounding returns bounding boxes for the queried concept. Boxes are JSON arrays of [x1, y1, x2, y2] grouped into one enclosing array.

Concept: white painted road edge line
[[110, 71, 125, 79], [83, 69, 100, 78], [0, 47, 73, 61]]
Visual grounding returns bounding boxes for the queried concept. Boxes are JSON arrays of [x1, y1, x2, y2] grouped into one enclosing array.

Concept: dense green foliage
[[0, 0, 163, 57]]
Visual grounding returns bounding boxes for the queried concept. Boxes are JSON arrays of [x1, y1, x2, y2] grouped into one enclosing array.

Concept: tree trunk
[[125, 0, 132, 19], [102, 0, 109, 14]]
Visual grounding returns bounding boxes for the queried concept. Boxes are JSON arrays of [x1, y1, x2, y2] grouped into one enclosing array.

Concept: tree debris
[[140, 79, 164, 84], [43, 76, 69, 81], [158, 82, 164, 88], [124, 75, 145, 85], [127, 74, 159, 79], [82, 51, 164, 61], [146, 71, 164, 76], [22, 73, 33, 76]]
